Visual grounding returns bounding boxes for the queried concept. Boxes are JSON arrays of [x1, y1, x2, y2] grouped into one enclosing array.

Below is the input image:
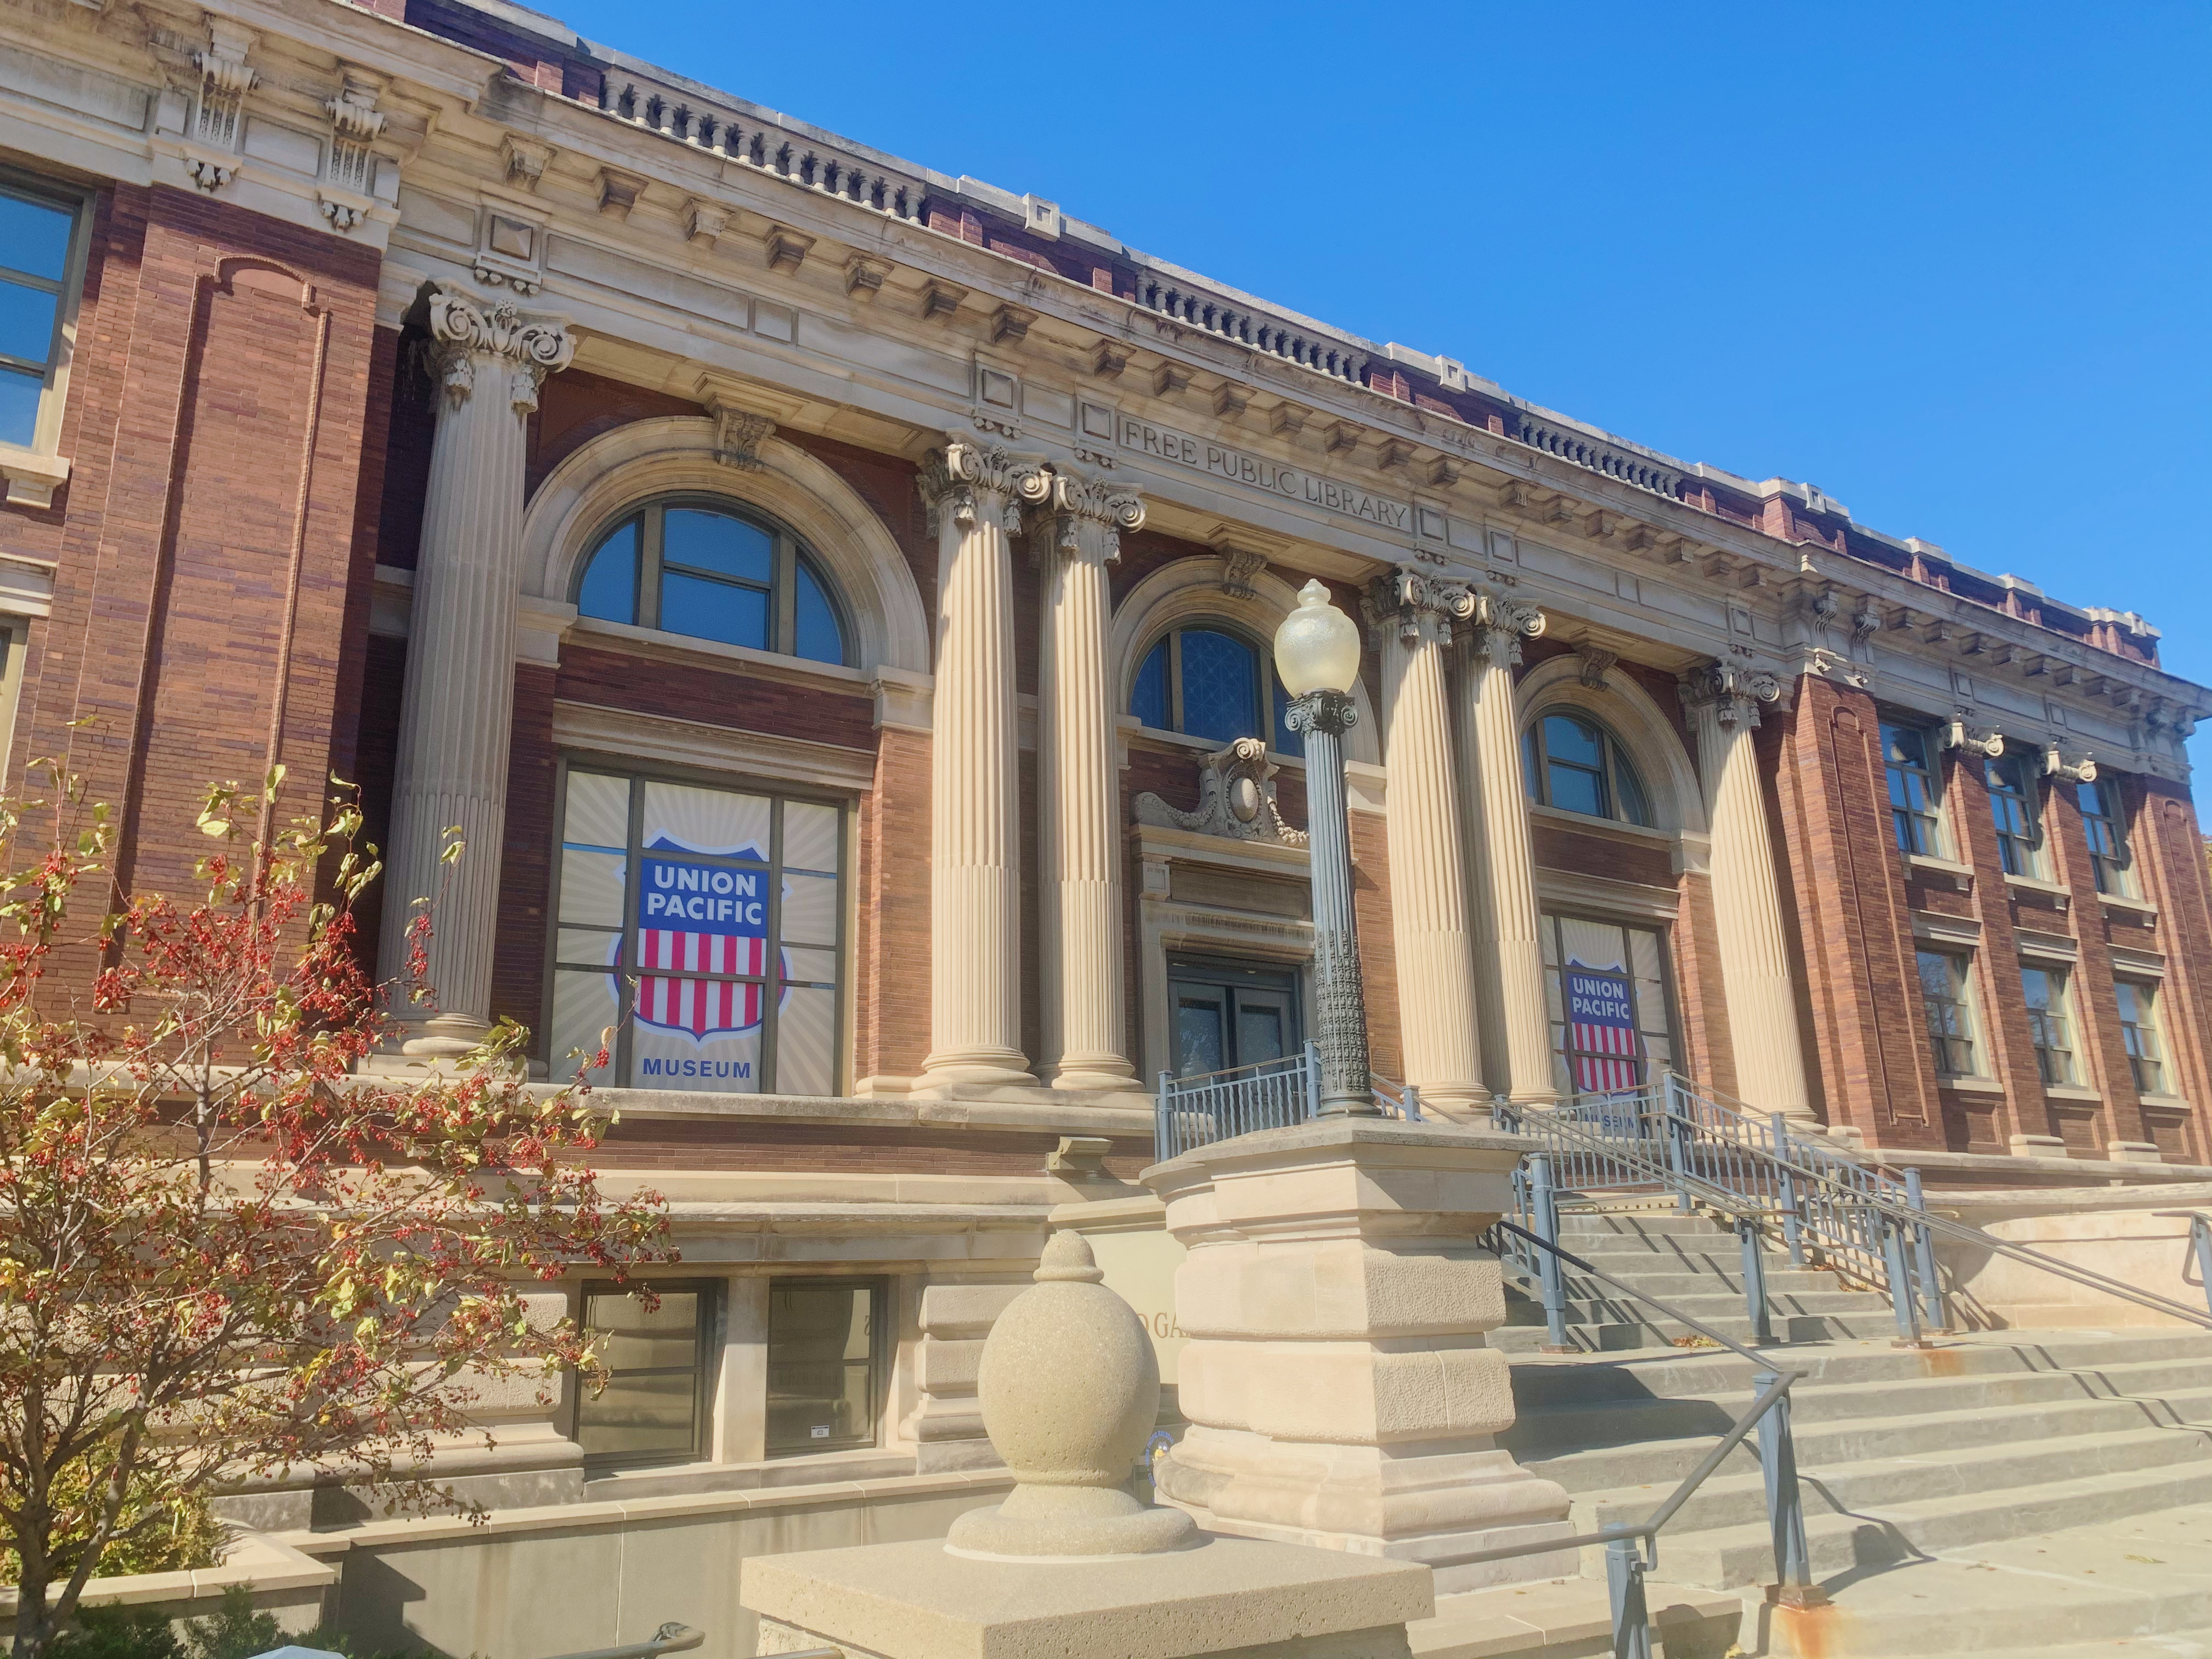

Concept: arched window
[[576, 496, 848, 665], [1131, 624, 1302, 755], [1523, 710, 1653, 827]]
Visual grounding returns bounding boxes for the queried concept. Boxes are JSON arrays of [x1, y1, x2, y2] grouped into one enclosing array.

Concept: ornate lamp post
[[1274, 579, 1379, 1118]]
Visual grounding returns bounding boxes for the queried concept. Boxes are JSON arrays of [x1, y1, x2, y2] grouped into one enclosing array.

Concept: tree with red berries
[[0, 764, 671, 1659]]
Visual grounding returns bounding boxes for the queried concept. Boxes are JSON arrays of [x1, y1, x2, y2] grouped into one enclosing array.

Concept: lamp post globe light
[[1274, 579, 1380, 1118]]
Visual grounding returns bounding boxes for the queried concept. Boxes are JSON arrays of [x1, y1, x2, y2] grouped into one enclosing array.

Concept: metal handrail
[[1456, 1218, 1822, 1658], [541, 1625, 705, 1659]]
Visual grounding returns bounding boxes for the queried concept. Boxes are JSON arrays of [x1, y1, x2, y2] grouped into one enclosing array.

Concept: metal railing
[[1153, 1043, 1421, 1160], [542, 1624, 704, 1659], [2155, 1211, 2212, 1322], [1457, 1220, 1823, 1657]]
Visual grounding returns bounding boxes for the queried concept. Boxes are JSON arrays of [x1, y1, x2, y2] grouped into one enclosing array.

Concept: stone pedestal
[[746, 1535, 1427, 1659], [1145, 1118, 1574, 1592]]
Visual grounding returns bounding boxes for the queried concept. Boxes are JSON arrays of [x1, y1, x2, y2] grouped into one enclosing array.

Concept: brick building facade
[[1, 0, 2208, 1511]]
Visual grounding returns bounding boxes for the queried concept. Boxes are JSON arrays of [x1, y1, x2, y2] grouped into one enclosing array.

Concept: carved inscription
[[1118, 415, 1413, 533]]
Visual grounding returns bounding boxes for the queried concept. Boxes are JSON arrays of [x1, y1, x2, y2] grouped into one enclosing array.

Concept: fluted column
[[1455, 594, 1555, 1104], [1038, 471, 1145, 1093], [1367, 570, 1486, 1111], [1681, 664, 1814, 1119], [379, 287, 573, 1056], [915, 439, 1051, 1089]]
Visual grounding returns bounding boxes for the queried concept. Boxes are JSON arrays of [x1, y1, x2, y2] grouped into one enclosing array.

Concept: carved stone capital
[[1681, 662, 1782, 730], [1942, 719, 2005, 760], [1285, 688, 1359, 738], [2043, 745, 2097, 785], [1132, 737, 1306, 847], [1046, 471, 1144, 564], [917, 438, 1050, 534], [426, 287, 574, 414], [1365, 568, 1474, 650], [1465, 591, 1547, 670]]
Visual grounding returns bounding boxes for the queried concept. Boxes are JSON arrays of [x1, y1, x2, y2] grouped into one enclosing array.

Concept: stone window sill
[[1938, 1075, 2006, 1096], [1905, 851, 1974, 881], [2004, 872, 2072, 903], [0, 443, 69, 510], [2040, 1084, 2103, 1105], [1528, 803, 1674, 848], [2100, 891, 2159, 919], [2140, 1092, 2194, 1113]]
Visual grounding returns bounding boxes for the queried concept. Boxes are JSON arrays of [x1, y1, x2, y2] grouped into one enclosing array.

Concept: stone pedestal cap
[[944, 1230, 1198, 1559]]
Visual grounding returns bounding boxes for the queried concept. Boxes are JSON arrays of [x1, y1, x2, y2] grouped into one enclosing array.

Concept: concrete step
[[1525, 1391, 2212, 1494], [1488, 1311, 1889, 1356], [1759, 1500, 2212, 1656], [1650, 1460, 2212, 1590], [1576, 1421, 2212, 1537]]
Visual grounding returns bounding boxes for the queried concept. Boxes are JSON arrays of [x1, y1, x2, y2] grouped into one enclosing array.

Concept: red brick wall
[[2128, 778, 2212, 1164], [1, 187, 382, 1006], [1670, 870, 1735, 1100], [556, 644, 874, 748], [1352, 810, 1402, 1084], [528, 368, 696, 495], [1768, 678, 1944, 1150], [491, 663, 558, 1038], [853, 727, 932, 1085]]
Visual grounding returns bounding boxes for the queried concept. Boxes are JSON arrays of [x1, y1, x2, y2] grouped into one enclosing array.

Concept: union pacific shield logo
[[1564, 960, 1641, 1094], [635, 847, 769, 1041]]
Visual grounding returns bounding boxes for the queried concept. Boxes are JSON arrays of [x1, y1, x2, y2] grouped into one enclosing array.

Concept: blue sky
[[552, 0, 2210, 763]]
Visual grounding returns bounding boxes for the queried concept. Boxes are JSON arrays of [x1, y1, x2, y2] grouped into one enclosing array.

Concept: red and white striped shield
[[1564, 960, 1641, 1094], [634, 853, 769, 1041]]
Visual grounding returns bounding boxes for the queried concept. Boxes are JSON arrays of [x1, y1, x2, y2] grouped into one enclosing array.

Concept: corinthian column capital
[[1365, 567, 1474, 648], [1047, 471, 1144, 565], [1464, 590, 1547, 668], [426, 286, 574, 414], [1680, 662, 1784, 730], [918, 437, 1051, 534]]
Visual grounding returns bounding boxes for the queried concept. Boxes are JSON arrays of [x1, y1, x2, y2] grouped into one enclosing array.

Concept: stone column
[[1456, 592, 1556, 1104], [915, 439, 1051, 1090], [1681, 663, 1815, 1119], [379, 287, 572, 1055], [1147, 1116, 1574, 1592], [1367, 571, 1485, 1113], [1037, 471, 1145, 1094]]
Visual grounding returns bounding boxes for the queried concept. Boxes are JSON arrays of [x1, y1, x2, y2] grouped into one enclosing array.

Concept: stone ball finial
[[944, 1230, 1199, 1559]]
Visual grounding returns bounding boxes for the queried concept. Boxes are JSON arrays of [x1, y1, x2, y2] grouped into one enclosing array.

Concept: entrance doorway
[[1167, 955, 1302, 1077]]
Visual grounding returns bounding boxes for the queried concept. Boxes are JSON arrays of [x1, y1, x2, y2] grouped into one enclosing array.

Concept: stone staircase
[[1477, 1207, 2212, 1656], [1489, 1205, 1898, 1355]]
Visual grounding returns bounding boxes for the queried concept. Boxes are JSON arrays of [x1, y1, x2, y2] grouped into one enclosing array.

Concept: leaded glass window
[[1130, 625, 1302, 756], [575, 498, 848, 665], [548, 767, 844, 1094]]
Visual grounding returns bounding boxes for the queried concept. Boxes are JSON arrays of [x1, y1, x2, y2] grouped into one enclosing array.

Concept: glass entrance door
[[1168, 956, 1301, 1077]]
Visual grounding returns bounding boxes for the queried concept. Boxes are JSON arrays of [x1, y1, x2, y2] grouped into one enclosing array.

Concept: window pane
[[767, 1285, 876, 1455], [631, 1019, 762, 1092], [589, 1290, 703, 1370], [1522, 726, 1542, 802], [0, 365, 41, 448], [578, 1370, 698, 1457], [1543, 714, 1604, 770], [548, 968, 622, 1084], [784, 800, 840, 874], [1235, 1001, 1286, 1065], [557, 927, 622, 969], [1547, 760, 1606, 818], [1178, 629, 1258, 744], [1271, 675, 1304, 758], [783, 945, 839, 985], [1883, 724, 1928, 770], [577, 521, 639, 624], [776, 984, 838, 1096], [0, 191, 74, 281], [0, 281, 58, 367], [1131, 640, 1169, 729], [1613, 750, 1654, 827], [642, 782, 771, 860], [663, 508, 772, 582], [1177, 994, 1225, 1076], [794, 561, 844, 663], [557, 850, 627, 928], [565, 771, 630, 850], [662, 569, 768, 650]]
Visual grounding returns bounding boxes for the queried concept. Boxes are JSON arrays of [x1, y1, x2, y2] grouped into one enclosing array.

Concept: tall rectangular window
[[2019, 963, 2076, 1087], [0, 178, 85, 452], [766, 1279, 883, 1457], [2115, 980, 2166, 1096], [1984, 753, 2044, 878], [1916, 949, 1979, 1077], [548, 766, 845, 1094], [1882, 723, 1944, 856], [577, 1280, 719, 1470], [2076, 777, 2135, 897], [1539, 913, 1677, 1096]]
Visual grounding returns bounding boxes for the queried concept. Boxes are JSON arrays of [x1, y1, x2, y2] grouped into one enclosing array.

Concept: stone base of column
[[1159, 1427, 1576, 1593], [913, 1045, 1039, 1092], [876, 1074, 1153, 1109], [1046, 1052, 1143, 1094], [359, 1012, 497, 1074]]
